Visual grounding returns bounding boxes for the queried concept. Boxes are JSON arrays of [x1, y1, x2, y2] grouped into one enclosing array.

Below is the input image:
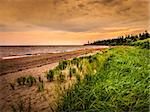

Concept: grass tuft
[[58, 60, 68, 70], [58, 72, 65, 82], [38, 82, 44, 92], [26, 76, 36, 87], [46, 70, 55, 82]]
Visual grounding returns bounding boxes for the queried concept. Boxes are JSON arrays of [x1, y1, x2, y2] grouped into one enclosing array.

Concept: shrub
[[46, 70, 54, 82]]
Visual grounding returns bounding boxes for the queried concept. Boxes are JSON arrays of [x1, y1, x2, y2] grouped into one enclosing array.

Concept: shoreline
[[0, 45, 109, 59], [0, 47, 109, 75]]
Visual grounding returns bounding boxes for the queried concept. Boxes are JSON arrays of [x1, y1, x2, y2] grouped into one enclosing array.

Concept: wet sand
[[0, 48, 108, 75]]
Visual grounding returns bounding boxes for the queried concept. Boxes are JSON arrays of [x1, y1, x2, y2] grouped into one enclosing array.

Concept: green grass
[[26, 76, 36, 87], [46, 70, 55, 82], [58, 72, 66, 82], [130, 38, 150, 49], [58, 60, 68, 70], [38, 82, 45, 92], [16, 76, 36, 87], [58, 47, 150, 112]]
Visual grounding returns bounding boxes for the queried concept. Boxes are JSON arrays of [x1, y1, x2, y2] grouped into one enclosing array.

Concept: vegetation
[[69, 68, 73, 80], [11, 97, 32, 112], [26, 76, 36, 87], [130, 38, 150, 49], [16, 76, 26, 85], [58, 47, 149, 112], [58, 60, 68, 70], [58, 72, 66, 82], [10, 75, 38, 93], [9, 37, 149, 112], [16, 76, 36, 87], [38, 82, 44, 92], [75, 74, 81, 83], [88, 31, 150, 46], [38, 76, 43, 83], [46, 70, 55, 82], [9, 83, 15, 90], [68, 68, 76, 79], [71, 57, 80, 65]]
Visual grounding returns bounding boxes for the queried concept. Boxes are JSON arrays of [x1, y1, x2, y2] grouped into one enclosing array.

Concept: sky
[[0, 0, 149, 45]]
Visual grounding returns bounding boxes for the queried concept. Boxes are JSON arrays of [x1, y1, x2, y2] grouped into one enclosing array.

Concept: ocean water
[[0, 45, 109, 59]]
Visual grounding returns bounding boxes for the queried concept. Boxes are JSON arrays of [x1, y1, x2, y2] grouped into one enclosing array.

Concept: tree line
[[87, 31, 150, 46]]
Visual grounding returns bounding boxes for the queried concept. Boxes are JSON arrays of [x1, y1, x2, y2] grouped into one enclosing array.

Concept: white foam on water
[[1, 55, 32, 60], [0, 46, 109, 60]]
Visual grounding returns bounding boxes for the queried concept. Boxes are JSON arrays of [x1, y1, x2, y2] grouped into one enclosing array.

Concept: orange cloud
[[0, 0, 149, 45]]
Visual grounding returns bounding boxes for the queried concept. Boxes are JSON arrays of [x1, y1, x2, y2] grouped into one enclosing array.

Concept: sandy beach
[[0, 47, 108, 75], [0, 47, 108, 112]]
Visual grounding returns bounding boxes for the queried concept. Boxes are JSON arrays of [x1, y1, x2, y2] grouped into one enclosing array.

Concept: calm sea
[[0, 45, 109, 59]]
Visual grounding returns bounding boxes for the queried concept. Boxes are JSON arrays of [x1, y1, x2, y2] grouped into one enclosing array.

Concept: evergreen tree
[[88, 31, 149, 46]]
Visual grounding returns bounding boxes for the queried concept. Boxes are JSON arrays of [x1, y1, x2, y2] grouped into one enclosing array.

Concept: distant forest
[[87, 31, 150, 46]]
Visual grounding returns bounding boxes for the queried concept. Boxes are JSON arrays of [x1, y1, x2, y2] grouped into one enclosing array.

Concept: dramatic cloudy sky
[[0, 0, 149, 45]]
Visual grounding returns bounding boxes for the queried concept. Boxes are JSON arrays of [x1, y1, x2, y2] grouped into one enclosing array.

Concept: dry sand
[[0, 62, 58, 112], [0, 48, 108, 112]]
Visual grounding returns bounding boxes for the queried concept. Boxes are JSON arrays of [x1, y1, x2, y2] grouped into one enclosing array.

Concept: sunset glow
[[0, 0, 149, 45]]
